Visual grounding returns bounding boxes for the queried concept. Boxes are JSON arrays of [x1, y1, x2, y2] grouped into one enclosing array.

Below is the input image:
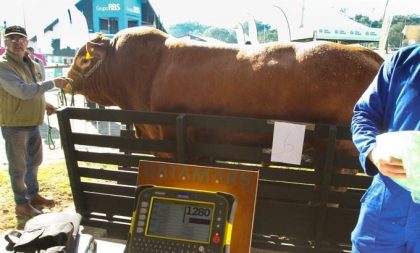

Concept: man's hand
[[369, 146, 406, 179], [53, 77, 70, 89], [46, 102, 57, 116]]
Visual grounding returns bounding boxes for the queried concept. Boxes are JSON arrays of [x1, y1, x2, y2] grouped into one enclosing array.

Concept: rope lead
[[59, 88, 68, 107], [58, 78, 75, 107], [48, 77, 75, 150], [46, 116, 56, 150]]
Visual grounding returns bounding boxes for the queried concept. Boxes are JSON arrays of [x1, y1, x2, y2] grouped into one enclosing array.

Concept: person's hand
[[369, 146, 406, 179], [53, 77, 70, 89], [46, 102, 57, 115]]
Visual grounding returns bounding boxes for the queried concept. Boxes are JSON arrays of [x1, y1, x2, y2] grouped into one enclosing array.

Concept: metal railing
[[45, 64, 71, 79]]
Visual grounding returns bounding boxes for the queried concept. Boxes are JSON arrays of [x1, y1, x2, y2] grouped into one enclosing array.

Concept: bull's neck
[[83, 63, 114, 107], [90, 59, 152, 111]]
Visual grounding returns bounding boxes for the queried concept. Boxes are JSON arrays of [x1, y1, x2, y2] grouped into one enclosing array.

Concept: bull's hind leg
[[132, 124, 176, 159]]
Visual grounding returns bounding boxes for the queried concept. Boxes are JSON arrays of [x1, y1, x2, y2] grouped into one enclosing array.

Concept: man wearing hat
[[0, 25, 69, 218]]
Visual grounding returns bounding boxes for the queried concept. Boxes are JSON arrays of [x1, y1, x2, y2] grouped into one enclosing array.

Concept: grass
[[0, 161, 74, 232]]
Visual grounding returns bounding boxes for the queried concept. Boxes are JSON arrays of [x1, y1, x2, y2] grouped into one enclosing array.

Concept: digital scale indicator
[[125, 185, 236, 253]]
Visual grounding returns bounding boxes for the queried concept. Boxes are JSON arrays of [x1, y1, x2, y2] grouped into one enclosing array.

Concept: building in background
[[40, 0, 162, 51], [234, 2, 381, 46], [273, 3, 381, 44], [37, 0, 162, 66], [402, 25, 420, 45], [79, 0, 141, 36], [75, 0, 164, 37]]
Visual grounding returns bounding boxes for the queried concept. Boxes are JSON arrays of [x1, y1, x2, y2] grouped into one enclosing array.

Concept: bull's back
[[151, 41, 382, 126]]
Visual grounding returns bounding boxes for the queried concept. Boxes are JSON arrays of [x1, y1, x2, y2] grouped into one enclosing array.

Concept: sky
[[0, 0, 418, 51], [1, 0, 418, 31], [0, 0, 87, 52], [148, 0, 420, 28], [0, 0, 82, 35]]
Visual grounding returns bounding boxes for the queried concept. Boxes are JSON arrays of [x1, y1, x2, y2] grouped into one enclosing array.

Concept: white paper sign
[[271, 122, 306, 165]]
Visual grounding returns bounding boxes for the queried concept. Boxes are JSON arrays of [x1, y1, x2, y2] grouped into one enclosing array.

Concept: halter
[[70, 59, 103, 80], [72, 47, 104, 78], [58, 78, 75, 106]]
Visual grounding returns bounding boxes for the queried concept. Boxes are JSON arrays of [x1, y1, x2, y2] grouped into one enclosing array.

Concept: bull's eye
[[81, 58, 89, 64]]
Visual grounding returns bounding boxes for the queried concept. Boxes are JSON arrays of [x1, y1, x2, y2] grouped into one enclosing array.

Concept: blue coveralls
[[351, 44, 420, 253]]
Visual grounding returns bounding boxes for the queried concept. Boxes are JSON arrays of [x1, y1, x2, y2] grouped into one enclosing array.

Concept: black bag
[[4, 212, 82, 253]]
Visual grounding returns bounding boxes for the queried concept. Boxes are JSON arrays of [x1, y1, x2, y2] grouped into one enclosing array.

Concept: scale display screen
[[126, 185, 236, 253], [146, 197, 214, 242]]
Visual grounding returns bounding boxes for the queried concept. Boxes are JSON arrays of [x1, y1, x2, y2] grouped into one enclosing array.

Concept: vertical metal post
[[57, 108, 87, 216], [315, 125, 337, 246], [176, 114, 187, 163]]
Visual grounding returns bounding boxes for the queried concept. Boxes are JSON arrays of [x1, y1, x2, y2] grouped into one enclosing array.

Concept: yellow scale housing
[[125, 185, 236, 253]]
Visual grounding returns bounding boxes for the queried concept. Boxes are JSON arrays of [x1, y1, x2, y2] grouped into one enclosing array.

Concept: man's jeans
[[1, 126, 42, 205]]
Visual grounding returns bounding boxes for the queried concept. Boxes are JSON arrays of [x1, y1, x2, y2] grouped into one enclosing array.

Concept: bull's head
[[65, 34, 112, 105]]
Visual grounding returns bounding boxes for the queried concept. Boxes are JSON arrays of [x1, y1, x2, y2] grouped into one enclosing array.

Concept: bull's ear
[[86, 41, 106, 60]]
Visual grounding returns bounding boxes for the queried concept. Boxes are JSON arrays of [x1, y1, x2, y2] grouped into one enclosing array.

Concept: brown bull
[[65, 26, 383, 151]]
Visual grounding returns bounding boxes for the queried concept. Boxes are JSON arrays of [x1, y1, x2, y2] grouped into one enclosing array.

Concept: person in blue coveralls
[[351, 43, 420, 253]]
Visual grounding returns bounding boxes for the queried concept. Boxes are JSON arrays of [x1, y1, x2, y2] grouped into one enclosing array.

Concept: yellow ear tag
[[85, 51, 92, 59]]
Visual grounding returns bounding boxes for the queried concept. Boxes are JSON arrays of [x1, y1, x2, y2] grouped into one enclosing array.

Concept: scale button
[[198, 245, 205, 252], [141, 201, 148, 207], [212, 233, 221, 244], [140, 207, 147, 214]]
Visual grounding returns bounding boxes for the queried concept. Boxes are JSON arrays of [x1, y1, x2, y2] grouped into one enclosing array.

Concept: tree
[[203, 27, 237, 43], [352, 14, 420, 48], [256, 21, 278, 43], [167, 13, 420, 47], [388, 22, 405, 48], [371, 20, 382, 28], [388, 15, 420, 48], [168, 21, 278, 44], [169, 22, 237, 43], [354, 14, 373, 27], [168, 22, 209, 38]]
